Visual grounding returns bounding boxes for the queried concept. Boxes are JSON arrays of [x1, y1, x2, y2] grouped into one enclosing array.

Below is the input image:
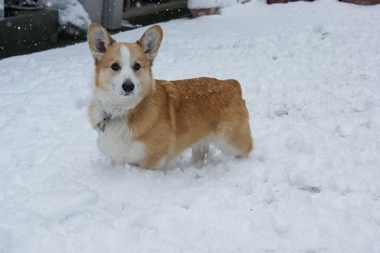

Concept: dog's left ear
[[138, 25, 163, 64]]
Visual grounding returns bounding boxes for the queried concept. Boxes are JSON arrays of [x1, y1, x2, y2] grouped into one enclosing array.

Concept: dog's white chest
[[97, 117, 145, 165]]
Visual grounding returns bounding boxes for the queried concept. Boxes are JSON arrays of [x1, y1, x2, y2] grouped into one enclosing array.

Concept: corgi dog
[[87, 23, 253, 169]]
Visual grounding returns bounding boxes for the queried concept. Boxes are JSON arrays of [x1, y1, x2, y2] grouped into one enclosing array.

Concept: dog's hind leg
[[191, 142, 209, 164], [214, 119, 253, 159]]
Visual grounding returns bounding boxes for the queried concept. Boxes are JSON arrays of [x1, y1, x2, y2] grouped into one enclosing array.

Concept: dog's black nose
[[122, 80, 135, 93]]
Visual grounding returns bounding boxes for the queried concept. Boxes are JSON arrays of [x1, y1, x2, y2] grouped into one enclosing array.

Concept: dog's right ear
[[87, 23, 115, 62]]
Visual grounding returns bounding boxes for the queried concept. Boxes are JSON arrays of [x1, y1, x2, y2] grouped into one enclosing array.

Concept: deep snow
[[1, 1, 380, 252]]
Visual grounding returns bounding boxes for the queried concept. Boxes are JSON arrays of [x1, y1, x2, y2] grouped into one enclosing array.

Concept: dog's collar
[[97, 113, 112, 133]]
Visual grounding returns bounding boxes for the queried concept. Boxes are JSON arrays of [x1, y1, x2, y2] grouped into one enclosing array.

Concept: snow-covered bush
[[38, 0, 90, 36]]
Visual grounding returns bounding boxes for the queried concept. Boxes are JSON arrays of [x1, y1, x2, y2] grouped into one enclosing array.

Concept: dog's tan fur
[[87, 23, 253, 169]]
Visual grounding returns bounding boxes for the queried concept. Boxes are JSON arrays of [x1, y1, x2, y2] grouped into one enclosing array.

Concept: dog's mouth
[[120, 91, 134, 97]]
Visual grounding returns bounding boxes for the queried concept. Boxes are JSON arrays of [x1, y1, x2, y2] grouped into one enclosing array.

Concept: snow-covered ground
[[1, 1, 380, 252], [188, 0, 239, 8]]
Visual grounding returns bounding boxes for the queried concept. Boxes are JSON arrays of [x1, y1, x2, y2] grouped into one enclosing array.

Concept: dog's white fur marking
[[91, 46, 143, 119], [113, 46, 140, 98], [97, 117, 145, 165], [92, 45, 146, 165], [92, 85, 141, 119]]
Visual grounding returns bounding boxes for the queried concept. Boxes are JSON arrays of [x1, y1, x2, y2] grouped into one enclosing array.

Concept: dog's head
[[87, 23, 163, 112]]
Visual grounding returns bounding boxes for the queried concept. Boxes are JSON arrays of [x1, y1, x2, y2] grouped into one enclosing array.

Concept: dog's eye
[[133, 63, 140, 71], [111, 63, 120, 71]]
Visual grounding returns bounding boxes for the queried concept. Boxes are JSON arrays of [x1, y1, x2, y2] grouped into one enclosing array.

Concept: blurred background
[[0, 0, 197, 58], [1, 0, 374, 59]]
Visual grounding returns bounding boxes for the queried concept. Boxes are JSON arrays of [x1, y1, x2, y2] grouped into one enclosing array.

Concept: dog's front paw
[[88, 98, 107, 129]]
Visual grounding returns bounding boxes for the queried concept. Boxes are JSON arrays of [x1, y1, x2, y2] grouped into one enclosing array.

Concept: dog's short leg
[[191, 142, 209, 164], [88, 98, 107, 129], [141, 155, 168, 170], [213, 120, 253, 159]]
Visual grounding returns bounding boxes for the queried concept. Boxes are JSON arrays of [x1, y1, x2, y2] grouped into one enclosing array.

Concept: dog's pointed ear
[[137, 25, 163, 64], [87, 23, 115, 62]]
